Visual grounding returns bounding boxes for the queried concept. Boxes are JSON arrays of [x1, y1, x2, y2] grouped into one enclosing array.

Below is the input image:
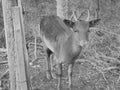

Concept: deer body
[[40, 15, 100, 90], [40, 16, 82, 64]]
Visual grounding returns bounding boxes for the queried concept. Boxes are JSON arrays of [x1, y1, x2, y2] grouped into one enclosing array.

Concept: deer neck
[[72, 32, 80, 46], [70, 32, 82, 53]]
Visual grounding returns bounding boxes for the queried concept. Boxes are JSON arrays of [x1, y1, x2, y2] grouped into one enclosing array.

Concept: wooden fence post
[[2, 0, 31, 90], [12, 6, 28, 90], [2, 0, 16, 90], [17, 0, 32, 89]]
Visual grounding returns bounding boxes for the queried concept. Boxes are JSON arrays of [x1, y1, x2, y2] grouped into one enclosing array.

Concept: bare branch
[[0, 61, 8, 64], [86, 9, 90, 21]]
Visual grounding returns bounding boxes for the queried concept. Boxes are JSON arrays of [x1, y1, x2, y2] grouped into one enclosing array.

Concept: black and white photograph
[[0, 0, 120, 90]]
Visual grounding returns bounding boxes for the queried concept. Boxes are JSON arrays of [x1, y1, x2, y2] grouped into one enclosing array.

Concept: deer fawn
[[40, 10, 100, 90]]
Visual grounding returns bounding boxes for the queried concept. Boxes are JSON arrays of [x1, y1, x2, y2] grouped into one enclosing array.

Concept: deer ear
[[63, 19, 75, 28], [89, 19, 101, 27]]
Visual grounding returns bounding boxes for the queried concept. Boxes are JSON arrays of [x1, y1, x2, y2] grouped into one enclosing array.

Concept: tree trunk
[[56, 0, 68, 19], [12, 6, 29, 90], [2, 0, 31, 90], [17, 0, 32, 89], [2, 0, 16, 90]]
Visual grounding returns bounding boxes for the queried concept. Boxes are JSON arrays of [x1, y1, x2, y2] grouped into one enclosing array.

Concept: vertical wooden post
[[2, 0, 16, 90], [17, 0, 32, 89], [12, 6, 28, 90], [2, 0, 31, 90]]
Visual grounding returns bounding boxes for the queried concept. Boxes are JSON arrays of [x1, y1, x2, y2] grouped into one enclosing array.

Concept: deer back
[[40, 15, 73, 53]]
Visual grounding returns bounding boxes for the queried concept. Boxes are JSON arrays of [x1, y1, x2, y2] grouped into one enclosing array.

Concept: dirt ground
[[29, 57, 120, 90]]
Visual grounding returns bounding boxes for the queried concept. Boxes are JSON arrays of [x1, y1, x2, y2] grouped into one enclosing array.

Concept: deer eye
[[74, 30, 79, 33], [88, 29, 90, 33]]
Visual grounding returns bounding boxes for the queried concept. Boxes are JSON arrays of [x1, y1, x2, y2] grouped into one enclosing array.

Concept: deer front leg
[[68, 64, 73, 90], [46, 48, 53, 80], [58, 63, 62, 90]]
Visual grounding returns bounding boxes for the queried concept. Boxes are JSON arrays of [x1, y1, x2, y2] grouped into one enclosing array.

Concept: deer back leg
[[46, 48, 53, 80], [68, 63, 74, 90], [57, 63, 62, 90]]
